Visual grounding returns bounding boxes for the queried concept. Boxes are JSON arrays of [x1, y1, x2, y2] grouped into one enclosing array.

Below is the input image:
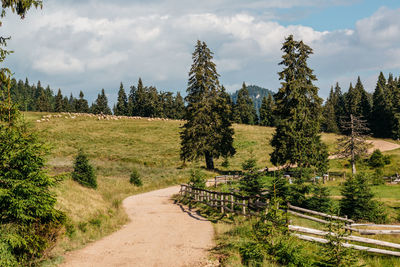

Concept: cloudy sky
[[2, 0, 400, 104]]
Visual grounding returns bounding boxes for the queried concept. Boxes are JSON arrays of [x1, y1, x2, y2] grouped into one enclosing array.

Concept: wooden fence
[[179, 184, 400, 257]]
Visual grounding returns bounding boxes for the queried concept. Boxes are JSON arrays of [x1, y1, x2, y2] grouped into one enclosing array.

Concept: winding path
[[61, 186, 214, 267]]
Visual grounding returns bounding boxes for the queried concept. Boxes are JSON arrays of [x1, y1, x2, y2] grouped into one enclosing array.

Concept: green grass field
[[23, 112, 400, 265]]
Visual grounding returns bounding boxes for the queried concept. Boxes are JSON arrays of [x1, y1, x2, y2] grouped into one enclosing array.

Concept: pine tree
[[270, 35, 327, 172], [371, 72, 391, 138], [133, 78, 146, 116], [174, 92, 185, 119], [37, 89, 51, 112], [333, 82, 347, 131], [75, 91, 89, 113], [69, 93, 76, 112], [54, 89, 63, 113], [115, 82, 128, 116], [62, 96, 70, 112], [91, 89, 111, 115], [180, 40, 236, 169], [259, 94, 275, 127], [340, 174, 386, 223], [127, 84, 136, 116], [72, 149, 97, 189], [321, 87, 339, 133], [233, 82, 258, 125]]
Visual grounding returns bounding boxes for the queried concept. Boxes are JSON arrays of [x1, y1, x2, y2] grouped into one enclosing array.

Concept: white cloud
[[1, 1, 399, 103]]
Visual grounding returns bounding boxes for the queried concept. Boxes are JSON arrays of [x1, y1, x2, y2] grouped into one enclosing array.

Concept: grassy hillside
[[23, 112, 400, 263]]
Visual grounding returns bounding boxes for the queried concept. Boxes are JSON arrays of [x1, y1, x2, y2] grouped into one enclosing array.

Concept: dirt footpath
[[61, 186, 214, 267], [367, 140, 400, 153]]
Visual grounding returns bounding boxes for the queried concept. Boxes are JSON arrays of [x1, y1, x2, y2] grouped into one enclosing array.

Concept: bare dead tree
[[336, 114, 370, 174]]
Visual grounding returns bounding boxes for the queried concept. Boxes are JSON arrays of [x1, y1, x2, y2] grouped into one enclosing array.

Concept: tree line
[[9, 78, 185, 119], [322, 73, 400, 139]]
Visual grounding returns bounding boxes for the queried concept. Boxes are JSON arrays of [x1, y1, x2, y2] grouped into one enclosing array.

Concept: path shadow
[[175, 203, 210, 222]]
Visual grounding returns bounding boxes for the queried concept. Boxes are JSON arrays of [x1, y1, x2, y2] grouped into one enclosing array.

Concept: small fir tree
[[129, 168, 142, 186], [339, 173, 387, 223], [318, 221, 359, 267], [188, 169, 206, 189], [72, 149, 97, 189]]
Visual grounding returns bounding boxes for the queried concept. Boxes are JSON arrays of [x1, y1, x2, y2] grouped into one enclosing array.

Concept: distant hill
[[231, 85, 274, 113]]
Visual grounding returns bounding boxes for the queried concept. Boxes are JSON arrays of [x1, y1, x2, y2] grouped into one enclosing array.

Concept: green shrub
[[317, 222, 359, 267], [369, 149, 390, 168], [268, 176, 290, 202], [129, 168, 143, 186], [72, 149, 97, 189], [239, 241, 264, 266], [188, 169, 206, 189]]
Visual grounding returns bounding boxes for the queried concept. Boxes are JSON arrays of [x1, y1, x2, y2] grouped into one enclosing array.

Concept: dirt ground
[[60, 186, 214, 267], [367, 140, 400, 153]]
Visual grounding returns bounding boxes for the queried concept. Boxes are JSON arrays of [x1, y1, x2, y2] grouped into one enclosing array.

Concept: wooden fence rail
[[179, 184, 400, 257]]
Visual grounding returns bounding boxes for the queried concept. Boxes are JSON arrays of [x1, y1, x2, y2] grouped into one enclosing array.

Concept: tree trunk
[[205, 152, 214, 170], [350, 114, 356, 175]]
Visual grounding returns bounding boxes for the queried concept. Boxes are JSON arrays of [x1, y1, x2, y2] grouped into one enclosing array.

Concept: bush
[[129, 168, 143, 186], [339, 173, 387, 223], [239, 241, 264, 266], [72, 149, 97, 189], [369, 149, 390, 168], [188, 169, 206, 189]]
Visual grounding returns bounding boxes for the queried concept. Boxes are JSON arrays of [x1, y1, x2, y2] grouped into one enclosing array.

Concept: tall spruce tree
[[371, 72, 391, 138], [91, 89, 111, 114], [270, 36, 328, 171], [321, 87, 339, 133], [233, 82, 258, 125], [54, 89, 63, 112], [259, 94, 275, 127], [75, 91, 89, 113], [37, 89, 51, 112], [133, 78, 146, 116], [180, 40, 235, 169], [115, 82, 128, 116]]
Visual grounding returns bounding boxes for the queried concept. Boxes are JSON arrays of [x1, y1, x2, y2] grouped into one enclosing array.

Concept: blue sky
[[280, 0, 400, 31], [2, 0, 400, 104]]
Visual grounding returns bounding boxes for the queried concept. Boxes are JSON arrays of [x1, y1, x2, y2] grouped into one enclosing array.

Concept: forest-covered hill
[[231, 85, 274, 112]]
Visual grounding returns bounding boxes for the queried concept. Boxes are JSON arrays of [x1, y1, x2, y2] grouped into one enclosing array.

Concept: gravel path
[[61, 186, 214, 267]]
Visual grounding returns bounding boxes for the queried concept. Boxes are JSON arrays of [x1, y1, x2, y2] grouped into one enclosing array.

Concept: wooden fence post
[[220, 194, 224, 213], [231, 194, 234, 213], [242, 199, 246, 215]]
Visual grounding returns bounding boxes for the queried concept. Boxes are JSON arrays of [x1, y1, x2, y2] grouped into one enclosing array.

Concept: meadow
[[23, 112, 400, 265]]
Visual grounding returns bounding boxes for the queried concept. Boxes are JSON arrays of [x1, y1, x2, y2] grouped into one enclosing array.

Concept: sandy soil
[[60, 186, 214, 267], [367, 140, 400, 153]]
